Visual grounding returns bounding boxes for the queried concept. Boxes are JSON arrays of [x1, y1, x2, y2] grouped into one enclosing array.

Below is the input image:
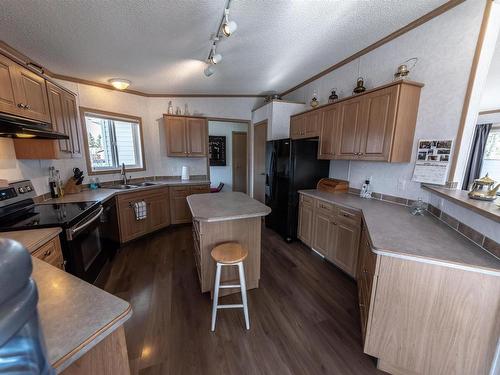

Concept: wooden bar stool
[[210, 242, 250, 332]]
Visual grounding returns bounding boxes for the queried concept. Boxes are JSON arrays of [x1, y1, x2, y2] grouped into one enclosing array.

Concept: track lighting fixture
[[222, 8, 237, 37], [204, 65, 215, 77]]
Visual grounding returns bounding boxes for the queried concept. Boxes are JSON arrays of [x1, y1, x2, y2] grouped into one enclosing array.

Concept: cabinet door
[[318, 105, 339, 159], [117, 199, 149, 242], [32, 237, 65, 270], [330, 219, 360, 277], [186, 117, 207, 156], [298, 202, 314, 246], [0, 54, 21, 116], [47, 82, 72, 155], [13, 65, 50, 123], [336, 98, 363, 158], [148, 190, 171, 231], [63, 91, 82, 157], [358, 86, 398, 161], [304, 110, 320, 137], [170, 187, 191, 224], [165, 116, 188, 156], [290, 114, 305, 139], [312, 212, 331, 256]]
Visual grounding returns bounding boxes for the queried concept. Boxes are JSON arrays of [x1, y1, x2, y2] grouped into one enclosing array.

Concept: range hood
[[0, 113, 69, 140]]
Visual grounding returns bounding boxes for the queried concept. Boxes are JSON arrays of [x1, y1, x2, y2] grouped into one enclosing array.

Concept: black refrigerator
[[265, 138, 330, 242]]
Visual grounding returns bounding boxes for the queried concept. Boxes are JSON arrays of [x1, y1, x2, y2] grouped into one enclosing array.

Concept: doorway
[[208, 120, 249, 193], [253, 120, 267, 203]]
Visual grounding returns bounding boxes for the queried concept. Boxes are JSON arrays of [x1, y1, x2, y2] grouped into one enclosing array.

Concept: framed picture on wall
[[209, 135, 226, 166]]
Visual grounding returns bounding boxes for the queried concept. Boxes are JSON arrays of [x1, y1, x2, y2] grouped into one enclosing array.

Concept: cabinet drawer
[[190, 185, 210, 194], [32, 238, 64, 269], [300, 194, 314, 207], [337, 206, 361, 222], [170, 187, 190, 197], [315, 199, 336, 216]]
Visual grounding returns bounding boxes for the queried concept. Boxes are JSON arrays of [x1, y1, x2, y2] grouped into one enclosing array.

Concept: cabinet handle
[[25, 104, 31, 110], [359, 303, 365, 307], [43, 249, 52, 257], [332, 222, 337, 226], [341, 213, 351, 218], [17, 103, 26, 109]]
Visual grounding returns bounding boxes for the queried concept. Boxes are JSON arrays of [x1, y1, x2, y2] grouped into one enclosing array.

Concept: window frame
[[80, 107, 146, 175]]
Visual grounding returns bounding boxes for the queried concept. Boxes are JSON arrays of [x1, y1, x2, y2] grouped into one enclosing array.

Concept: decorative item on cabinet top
[[394, 57, 418, 81], [328, 89, 339, 103], [353, 77, 366, 94], [310, 91, 319, 108]]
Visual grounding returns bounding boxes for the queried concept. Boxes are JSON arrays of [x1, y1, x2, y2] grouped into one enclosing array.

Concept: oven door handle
[[69, 206, 104, 238]]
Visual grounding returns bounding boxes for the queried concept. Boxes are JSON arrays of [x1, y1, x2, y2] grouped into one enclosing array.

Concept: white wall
[[283, 0, 486, 201], [208, 121, 248, 191], [0, 80, 259, 195]]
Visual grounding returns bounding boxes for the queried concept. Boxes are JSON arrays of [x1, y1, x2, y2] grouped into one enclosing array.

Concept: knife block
[[64, 177, 83, 194]]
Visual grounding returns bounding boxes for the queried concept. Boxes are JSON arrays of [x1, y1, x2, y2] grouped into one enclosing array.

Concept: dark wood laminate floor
[[104, 225, 383, 375]]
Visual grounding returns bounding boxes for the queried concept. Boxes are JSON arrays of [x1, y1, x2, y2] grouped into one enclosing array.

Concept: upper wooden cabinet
[[164, 115, 208, 157], [290, 110, 320, 140], [296, 80, 422, 162], [0, 53, 50, 123], [13, 82, 82, 160]]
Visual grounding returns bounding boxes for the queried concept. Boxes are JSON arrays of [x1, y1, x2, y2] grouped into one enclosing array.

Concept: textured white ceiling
[[0, 0, 448, 95]]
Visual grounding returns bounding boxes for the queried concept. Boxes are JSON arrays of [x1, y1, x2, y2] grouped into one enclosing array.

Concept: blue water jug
[[0, 239, 54, 375]]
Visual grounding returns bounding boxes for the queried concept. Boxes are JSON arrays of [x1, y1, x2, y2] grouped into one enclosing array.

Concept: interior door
[[336, 98, 363, 158], [186, 117, 207, 156], [165, 116, 187, 156], [358, 86, 398, 161], [232, 131, 247, 193], [318, 105, 339, 159], [253, 120, 267, 203]]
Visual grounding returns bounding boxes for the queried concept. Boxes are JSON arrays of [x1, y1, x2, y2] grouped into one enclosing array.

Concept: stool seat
[[211, 242, 248, 264]]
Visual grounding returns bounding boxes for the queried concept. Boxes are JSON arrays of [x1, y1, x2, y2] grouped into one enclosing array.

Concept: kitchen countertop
[[32, 258, 132, 373], [299, 190, 500, 275], [187, 192, 271, 222], [44, 178, 211, 204], [423, 184, 500, 222], [0, 228, 61, 253]]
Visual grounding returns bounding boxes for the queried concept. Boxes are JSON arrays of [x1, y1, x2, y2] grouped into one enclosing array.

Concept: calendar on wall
[[209, 136, 226, 166], [412, 139, 453, 185]]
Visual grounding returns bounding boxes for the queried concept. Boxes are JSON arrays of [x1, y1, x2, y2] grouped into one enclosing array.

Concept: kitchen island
[[187, 192, 271, 295]]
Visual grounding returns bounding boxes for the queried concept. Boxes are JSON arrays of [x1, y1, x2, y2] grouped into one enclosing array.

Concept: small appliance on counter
[[0, 180, 111, 284], [316, 178, 349, 193], [181, 166, 190, 180], [0, 239, 54, 374], [467, 174, 500, 201], [63, 167, 85, 194]]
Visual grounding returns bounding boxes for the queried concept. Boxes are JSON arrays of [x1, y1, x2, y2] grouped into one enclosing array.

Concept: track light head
[[210, 53, 222, 64], [222, 9, 237, 37], [204, 65, 215, 77]]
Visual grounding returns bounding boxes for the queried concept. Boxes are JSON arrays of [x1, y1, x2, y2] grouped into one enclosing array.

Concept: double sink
[[107, 182, 158, 190]]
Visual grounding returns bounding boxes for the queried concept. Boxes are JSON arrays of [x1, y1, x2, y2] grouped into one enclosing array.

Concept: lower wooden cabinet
[[116, 187, 170, 243], [298, 193, 361, 277], [32, 236, 65, 270], [170, 184, 210, 224]]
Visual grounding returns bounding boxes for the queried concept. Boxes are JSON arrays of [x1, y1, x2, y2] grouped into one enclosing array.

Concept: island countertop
[[187, 192, 271, 222], [32, 258, 132, 373], [299, 190, 500, 275]]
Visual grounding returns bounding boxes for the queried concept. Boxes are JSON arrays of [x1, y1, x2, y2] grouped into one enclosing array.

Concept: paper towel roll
[[181, 166, 189, 180]]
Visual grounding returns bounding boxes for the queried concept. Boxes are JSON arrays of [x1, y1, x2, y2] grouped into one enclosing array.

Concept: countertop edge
[[298, 190, 500, 276], [0, 228, 62, 253], [44, 180, 211, 204], [52, 303, 133, 373]]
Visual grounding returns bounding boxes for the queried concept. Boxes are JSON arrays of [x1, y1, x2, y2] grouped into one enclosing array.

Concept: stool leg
[[211, 263, 222, 332], [238, 262, 250, 330]]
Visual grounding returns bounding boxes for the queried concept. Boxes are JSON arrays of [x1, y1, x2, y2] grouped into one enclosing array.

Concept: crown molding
[[279, 0, 466, 97]]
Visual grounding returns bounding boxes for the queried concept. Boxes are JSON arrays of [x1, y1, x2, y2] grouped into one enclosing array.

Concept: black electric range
[[0, 180, 111, 284]]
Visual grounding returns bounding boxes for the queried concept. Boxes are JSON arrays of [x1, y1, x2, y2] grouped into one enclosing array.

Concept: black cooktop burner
[[0, 201, 100, 230]]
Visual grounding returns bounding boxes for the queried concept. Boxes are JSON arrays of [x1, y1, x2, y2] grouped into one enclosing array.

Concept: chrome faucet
[[120, 163, 128, 185]]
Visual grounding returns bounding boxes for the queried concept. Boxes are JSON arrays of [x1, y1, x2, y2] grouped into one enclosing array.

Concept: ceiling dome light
[[204, 65, 215, 77], [108, 78, 131, 90], [222, 9, 237, 37]]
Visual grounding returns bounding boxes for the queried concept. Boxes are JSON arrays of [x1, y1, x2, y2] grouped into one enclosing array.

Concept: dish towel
[[134, 201, 147, 220]]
